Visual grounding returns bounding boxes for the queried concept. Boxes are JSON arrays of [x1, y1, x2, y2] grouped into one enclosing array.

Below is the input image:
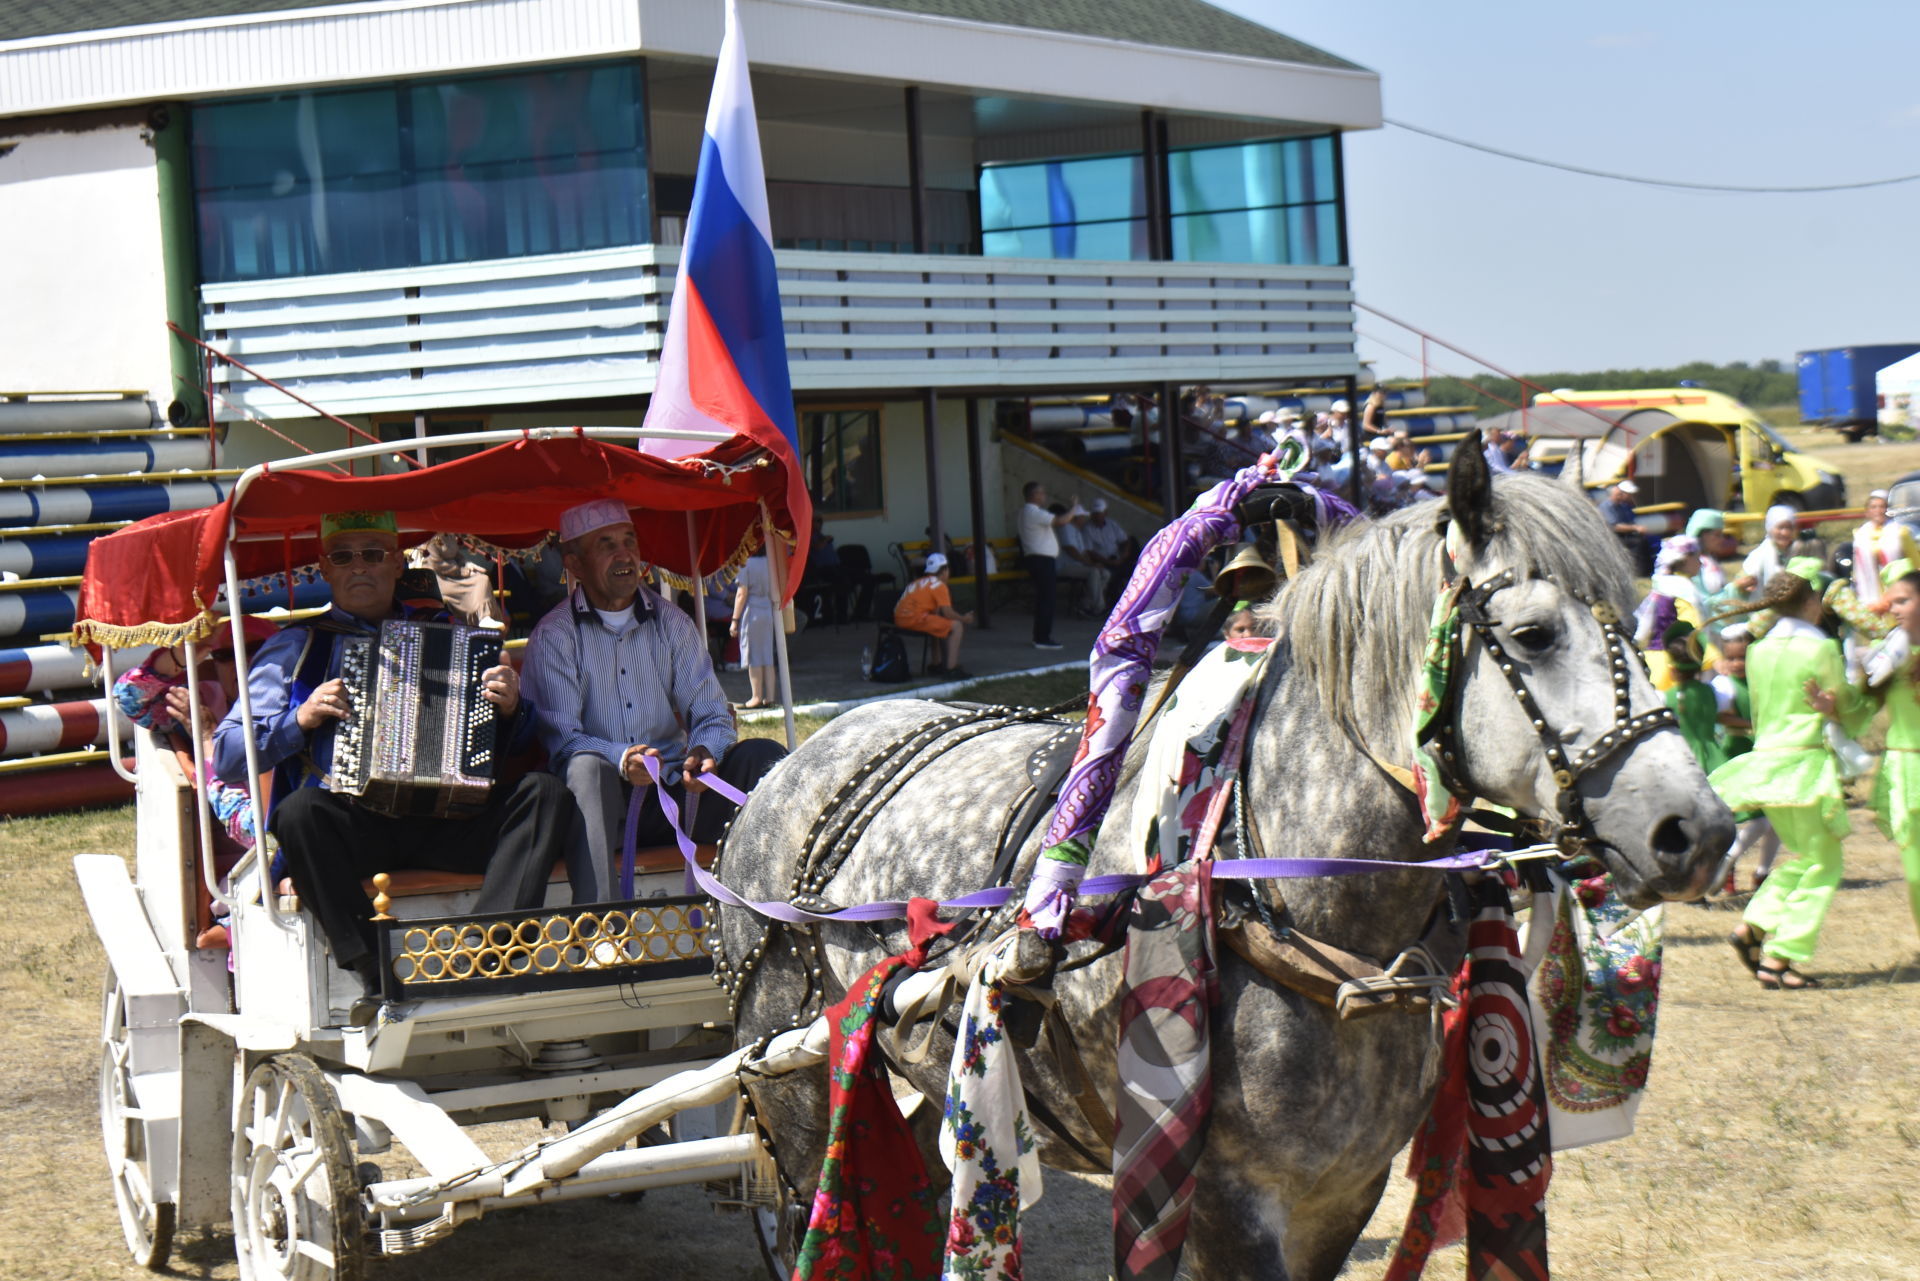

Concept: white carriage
[[75, 428, 809, 1279]]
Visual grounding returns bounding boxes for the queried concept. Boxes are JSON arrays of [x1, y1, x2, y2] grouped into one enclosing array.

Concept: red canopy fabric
[[77, 433, 797, 647]]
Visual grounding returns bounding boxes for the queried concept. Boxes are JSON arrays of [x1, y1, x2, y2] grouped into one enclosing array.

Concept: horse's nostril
[[1651, 815, 1691, 856]]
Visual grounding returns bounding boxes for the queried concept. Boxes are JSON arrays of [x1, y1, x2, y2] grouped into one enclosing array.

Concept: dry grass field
[[6, 459, 1920, 1280]]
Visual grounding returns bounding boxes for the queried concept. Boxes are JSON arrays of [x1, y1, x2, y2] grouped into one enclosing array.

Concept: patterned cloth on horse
[[938, 933, 1043, 1280], [1523, 871, 1664, 1151], [794, 900, 952, 1281], [1386, 875, 1552, 1281]]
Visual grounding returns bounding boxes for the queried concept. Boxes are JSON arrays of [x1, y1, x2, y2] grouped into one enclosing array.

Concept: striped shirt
[[522, 585, 735, 768]]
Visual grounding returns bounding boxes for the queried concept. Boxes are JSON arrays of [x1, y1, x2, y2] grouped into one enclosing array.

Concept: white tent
[[1875, 351, 1920, 430]]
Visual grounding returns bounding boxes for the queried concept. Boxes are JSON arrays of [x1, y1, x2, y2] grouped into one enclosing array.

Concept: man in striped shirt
[[522, 500, 786, 902]]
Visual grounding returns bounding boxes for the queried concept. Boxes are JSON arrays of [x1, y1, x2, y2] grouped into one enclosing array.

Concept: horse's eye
[[1508, 624, 1556, 652]]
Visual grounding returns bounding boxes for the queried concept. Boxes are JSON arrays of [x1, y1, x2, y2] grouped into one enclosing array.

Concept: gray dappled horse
[[717, 444, 1734, 1279]]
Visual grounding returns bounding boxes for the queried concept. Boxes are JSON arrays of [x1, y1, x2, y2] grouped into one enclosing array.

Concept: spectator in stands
[[1057, 506, 1105, 618], [1361, 388, 1392, 438], [1600, 479, 1652, 574], [1385, 430, 1430, 473], [1483, 427, 1519, 475], [1081, 499, 1133, 610], [1317, 398, 1352, 440], [893, 552, 975, 679], [1018, 481, 1074, 650]]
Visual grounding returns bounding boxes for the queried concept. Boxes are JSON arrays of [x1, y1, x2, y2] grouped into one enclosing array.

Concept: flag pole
[[762, 503, 798, 749]]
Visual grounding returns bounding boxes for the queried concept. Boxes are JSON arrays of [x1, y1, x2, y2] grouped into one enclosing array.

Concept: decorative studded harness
[[1438, 565, 1677, 849]]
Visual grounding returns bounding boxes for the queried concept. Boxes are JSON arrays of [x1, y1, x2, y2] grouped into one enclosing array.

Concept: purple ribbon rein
[[618, 755, 1502, 925]]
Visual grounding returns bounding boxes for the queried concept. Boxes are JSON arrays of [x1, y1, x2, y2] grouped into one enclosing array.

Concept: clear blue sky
[[1222, 1, 1920, 380]]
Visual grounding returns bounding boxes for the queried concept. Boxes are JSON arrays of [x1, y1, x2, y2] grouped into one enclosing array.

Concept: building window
[[192, 63, 649, 283], [976, 136, 1344, 266], [801, 408, 884, 516], [1169, 136, 1341, 266], [978, 154, 1148, 261]]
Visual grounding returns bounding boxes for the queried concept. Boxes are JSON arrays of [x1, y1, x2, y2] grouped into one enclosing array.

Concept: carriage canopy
[[74, 430, 800, 649]]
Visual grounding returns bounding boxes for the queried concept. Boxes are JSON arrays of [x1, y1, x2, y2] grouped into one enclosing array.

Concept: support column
[[922, 388, 945, 553], [905, 86, 929, 254], [1139, 109, 1165, 261], [151, 103, 205, 427], [964, 397, 990, 628], [1159, 380, 1182, 516]]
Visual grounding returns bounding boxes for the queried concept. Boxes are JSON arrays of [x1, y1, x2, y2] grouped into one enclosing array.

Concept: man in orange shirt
[[893, 552, 976, 679]]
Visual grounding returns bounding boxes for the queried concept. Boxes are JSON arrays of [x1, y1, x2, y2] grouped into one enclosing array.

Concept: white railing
[[201, 244, 1358, 418]]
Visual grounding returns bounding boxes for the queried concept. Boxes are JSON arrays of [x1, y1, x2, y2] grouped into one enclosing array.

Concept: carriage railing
[[130, 425, 762, 930]]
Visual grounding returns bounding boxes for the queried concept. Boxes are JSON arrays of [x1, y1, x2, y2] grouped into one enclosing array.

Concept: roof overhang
[[0, 0, 1381, 128]]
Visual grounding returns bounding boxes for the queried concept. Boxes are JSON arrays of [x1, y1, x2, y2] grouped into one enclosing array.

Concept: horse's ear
[[1444, 429, 1495, 549], [1562, 438, 1586, 493]]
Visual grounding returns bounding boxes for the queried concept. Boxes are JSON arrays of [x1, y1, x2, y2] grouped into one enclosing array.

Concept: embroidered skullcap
[[1685, 508, 1725, 535], [320, 510, 397, 545], [1765, 504, 1797, 532], [922, 552, 948, 575], [558, 498, 633, 543], [1662, 620, 1704, 672], [1786, 556, 1828, 591], [1656, 535, 1700, 571]]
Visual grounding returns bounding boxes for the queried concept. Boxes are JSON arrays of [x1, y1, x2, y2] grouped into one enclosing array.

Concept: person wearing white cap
[[521, 498, 786, 900], [1600, 478, 1651, 573], [893, 552, 975, 677], [1735, 503, 1803, 598]]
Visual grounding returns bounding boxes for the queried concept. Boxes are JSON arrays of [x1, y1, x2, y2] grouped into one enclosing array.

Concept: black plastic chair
[[837, 543, 896, 622]]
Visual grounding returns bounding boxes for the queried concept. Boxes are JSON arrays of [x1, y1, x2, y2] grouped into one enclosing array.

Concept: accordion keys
[[329, 620, 502, 818]]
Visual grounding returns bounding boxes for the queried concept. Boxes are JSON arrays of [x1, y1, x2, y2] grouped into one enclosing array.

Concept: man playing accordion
[[213, 511, 578, 998]]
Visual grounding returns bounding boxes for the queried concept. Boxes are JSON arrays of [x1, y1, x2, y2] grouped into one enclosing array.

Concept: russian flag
[[642, 0, 809, 587]]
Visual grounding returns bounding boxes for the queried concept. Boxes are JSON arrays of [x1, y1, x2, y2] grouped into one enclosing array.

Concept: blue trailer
[[1797, 344, 1920, 440]]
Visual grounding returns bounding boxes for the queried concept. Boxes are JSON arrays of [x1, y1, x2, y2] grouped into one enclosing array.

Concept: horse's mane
[[1258, 473, 1638, 742]]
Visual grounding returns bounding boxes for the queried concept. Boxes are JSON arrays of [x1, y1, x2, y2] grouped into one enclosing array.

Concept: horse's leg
[[1184, 1172, 1293, 1280], [1282, 1161, 1394, 1281]]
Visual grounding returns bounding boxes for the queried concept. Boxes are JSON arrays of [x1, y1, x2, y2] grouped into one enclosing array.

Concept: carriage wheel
[[231, 1054, 366, 1281], [99, 971, 176, 1271], [749, 1199, 808, 1281]]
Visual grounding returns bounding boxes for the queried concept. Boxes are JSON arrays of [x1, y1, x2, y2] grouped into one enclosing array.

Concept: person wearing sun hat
[[521, 498, 787, 902], [211, 509, 573, 1003]]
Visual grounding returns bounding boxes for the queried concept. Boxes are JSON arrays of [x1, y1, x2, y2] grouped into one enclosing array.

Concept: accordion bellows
[[333, 620, 502, 818]]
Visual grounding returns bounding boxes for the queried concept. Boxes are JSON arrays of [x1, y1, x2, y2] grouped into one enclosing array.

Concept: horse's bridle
[[1434, 566, 1676, 849]]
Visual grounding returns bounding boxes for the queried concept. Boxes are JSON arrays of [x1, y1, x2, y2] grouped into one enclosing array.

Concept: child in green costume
[[1662, 621, 1727, 773], [1863, 571, 1920, 943], [1707, 628, 1778, 895], [1713, 573, 1872, 989]]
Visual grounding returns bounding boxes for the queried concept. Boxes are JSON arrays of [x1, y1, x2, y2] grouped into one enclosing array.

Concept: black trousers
[[272, 772, 577, 978], [1025, 553, 1058, 644]]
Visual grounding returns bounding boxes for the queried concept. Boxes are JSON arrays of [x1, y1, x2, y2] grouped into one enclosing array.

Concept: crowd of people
[[1632, 493, 1920, 990]]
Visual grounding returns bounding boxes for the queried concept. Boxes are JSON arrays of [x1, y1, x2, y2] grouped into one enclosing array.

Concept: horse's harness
[[1430, 565, 1677, 851]]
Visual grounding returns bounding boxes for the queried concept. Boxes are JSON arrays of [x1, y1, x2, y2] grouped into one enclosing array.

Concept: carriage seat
[[271, 844, 718, 903]]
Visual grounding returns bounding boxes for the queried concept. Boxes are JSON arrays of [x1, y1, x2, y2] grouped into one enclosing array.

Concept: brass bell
[[1214, 542, 1279, 603]]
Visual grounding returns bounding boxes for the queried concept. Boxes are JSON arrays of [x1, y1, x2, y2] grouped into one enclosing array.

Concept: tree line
[[1422, 359, 1797, 417]]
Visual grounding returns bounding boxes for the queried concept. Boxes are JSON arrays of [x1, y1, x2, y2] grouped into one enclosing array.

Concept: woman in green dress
[[1866, 571, 1920, 942], [1713, 573, 1873, 989]]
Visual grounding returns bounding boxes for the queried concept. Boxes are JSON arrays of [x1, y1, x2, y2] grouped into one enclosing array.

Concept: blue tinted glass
[[977, 155, 1141, 231], [1166, 136, 1343, 265], [193, 63, 648, 282], [1169, 141, 1287, 214]]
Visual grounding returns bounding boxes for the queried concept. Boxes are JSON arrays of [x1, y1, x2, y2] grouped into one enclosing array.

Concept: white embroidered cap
[[558, 498, 633, 543]]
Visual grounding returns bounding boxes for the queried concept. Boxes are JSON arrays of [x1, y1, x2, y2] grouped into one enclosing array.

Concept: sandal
[[1756, 963, 1820, 990], [1728, 928, 1763, 974], [737, 699, 769, 709]]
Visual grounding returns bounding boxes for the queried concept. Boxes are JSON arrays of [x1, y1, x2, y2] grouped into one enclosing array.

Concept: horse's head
[[1277, 433, 1733, 907]]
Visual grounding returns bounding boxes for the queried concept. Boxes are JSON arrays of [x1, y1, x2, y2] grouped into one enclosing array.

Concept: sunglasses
[[325, 547, 391, 567]]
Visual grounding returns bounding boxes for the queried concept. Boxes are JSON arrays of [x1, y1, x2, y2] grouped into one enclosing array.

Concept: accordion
[[331, 620, 503, 818]]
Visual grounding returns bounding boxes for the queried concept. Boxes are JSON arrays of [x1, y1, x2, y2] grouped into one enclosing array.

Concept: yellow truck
[[1483, 387, 1844, 520]]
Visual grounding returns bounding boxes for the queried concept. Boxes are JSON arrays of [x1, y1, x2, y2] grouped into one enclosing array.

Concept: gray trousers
[[562, 740, 786, 903]]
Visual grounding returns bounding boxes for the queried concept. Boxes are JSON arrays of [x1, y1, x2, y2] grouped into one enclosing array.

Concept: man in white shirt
[[1081, 498, 1133, 612], [1058, 509, 1104, 618], [1018, 481, 1074, 649]]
